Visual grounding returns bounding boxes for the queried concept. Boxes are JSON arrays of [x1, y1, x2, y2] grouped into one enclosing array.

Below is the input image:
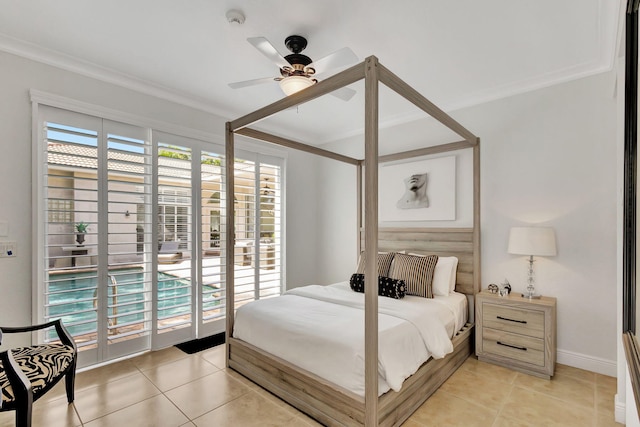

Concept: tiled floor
[[0, 346, 622, 426]]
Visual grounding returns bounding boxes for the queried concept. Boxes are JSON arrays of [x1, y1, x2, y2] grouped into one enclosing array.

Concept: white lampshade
[[279, 76, 315, 96], [507, 227, 557, 256]]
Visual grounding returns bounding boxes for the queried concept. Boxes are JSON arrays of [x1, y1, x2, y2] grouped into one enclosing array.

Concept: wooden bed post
[[364, 55, 380, 427], [473, 142, 481, 296], [225, 122, 235, 367], [357, 162, 363, 257]]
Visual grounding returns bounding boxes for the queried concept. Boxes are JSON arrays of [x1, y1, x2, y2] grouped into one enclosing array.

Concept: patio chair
[[158, 241, 183, 264], [0, 319, 77, 427]]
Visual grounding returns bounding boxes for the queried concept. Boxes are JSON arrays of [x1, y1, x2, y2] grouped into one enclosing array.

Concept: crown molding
[[0, 0, 623, 147], [0, 32, 234, 121]]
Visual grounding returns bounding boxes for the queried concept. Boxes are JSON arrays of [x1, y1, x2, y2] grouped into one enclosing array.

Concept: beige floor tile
[[596, 374, 617, 418], [408, 389, 496, 427], [440, 366, 512, 411], [0, 411, 13, 427], [492, 414, 540, 427], [514, 370, 595, 409], [0, 400, 81, 427], [34, 378, 72, 403], [17, 344, 621, 427], [165, 370, 251, 419], [73, 371, 161, 423], [199, 345, 226, 369], [141, 354, 219, 392], [597, 373, 617, 390], [129, 346, 189, 371], [38, 360, 139, 404], [596, 413, 625, 426], [222, 367, 260, 390], [295, 413, 325, 427], [75, 359, 140, 391], [83, 395, 188, 427], [555, 363, 597, 383], [459, 357, 518, 384], [192, 390, 298, 427], [500, 386, 596, 426]]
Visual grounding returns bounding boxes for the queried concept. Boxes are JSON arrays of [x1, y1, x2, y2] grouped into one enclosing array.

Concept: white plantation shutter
[[200, 150, 226, 324], [105, 123, 153, 347], [155, 140, 194, 334], [45, 117, 101, 350], [233, 152, 284, 307], [36, 103, 285, 367], [258, 161, 282, 299]]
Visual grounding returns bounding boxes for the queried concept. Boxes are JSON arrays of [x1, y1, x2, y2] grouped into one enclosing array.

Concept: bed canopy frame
[[225, 56, 480, 427]]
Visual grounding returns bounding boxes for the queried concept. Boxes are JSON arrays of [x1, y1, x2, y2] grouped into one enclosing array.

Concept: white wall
[[316, 70, 618, 374], [0, 51, 319, 345], [0, 48, 620, 376]]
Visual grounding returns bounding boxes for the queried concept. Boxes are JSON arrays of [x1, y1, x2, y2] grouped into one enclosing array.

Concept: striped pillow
[[355, 252, 395, 277], [388, 253, 438, 298]]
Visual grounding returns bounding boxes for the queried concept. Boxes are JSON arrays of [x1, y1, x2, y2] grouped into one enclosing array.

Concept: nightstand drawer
[[482, 327, 545, 366], [482, 303, 544, 338]]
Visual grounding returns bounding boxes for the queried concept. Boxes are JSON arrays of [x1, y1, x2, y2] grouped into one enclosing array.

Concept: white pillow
[[418, 255, 458, 296], [447, 257, 459, 293]]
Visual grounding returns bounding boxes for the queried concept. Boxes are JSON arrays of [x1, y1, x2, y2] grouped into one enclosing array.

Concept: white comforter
[[233, 282, 455, 396]]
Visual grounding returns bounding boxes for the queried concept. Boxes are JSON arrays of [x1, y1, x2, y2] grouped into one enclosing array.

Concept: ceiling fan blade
[[330, 86, 357, 102], [228, 77, 276, 89], [310, 47, 358, 75], [247, 37, 291, 69]]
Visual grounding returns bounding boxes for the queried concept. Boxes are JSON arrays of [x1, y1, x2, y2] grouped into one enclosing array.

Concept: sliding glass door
[[37, 104, 283, 368]]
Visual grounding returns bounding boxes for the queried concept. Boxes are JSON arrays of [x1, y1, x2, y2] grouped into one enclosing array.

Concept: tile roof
[[47, 143, 222, 180]]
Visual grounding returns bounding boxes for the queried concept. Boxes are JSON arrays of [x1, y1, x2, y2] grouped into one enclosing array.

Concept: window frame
[[31, 91, 287, 364]]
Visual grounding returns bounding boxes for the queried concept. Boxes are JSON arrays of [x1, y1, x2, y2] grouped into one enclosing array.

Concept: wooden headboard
[[360, 227, 479, 296]]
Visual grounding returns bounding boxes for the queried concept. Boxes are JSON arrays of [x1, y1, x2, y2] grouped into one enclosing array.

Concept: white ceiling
[[0, 0, 623, 145]]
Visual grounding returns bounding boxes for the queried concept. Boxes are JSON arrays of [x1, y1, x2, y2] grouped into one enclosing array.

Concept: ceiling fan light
[[279, 76, 315, 96]]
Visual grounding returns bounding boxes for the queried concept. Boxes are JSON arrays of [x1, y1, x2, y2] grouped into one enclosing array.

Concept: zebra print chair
[[0, 319, 77, 427]]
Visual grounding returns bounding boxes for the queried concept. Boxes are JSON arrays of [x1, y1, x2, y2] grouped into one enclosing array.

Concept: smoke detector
[[226, 10, 245, 25]]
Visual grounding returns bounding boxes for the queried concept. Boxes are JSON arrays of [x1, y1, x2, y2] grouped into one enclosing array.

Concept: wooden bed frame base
[[228, 323, 474, 427]]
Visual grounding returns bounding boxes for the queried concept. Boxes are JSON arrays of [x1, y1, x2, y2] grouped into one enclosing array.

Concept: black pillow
[[349, 274, 406, 299]]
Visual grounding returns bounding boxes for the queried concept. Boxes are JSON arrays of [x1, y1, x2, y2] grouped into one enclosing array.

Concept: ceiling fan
[[228, 35, 358, 101]]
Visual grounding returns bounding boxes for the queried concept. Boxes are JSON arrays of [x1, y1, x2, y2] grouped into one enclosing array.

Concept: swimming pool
[[47, 268, 219, 337]]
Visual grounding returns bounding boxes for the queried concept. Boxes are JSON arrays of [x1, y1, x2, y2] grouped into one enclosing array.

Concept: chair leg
[[15, 394, 33, 427], [65, 359, 76, 403]]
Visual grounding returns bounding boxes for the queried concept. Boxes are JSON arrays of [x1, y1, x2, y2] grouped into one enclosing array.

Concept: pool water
[[47, 268, 219, 337]]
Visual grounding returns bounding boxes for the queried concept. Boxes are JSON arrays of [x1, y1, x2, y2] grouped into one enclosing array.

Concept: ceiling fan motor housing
[[280, 35, 315, 77], [284, 35, 307, 53]]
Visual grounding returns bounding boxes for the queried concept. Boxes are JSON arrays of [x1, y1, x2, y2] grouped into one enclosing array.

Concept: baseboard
[[556, 349, 616, 377], [615, 393, 626, 424]]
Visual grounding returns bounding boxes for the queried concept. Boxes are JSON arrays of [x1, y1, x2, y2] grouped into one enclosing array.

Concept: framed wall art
[[379, 155, 456, 222]]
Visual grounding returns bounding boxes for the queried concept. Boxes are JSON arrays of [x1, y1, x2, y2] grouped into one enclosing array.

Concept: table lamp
[[507, 227, 557, 299]]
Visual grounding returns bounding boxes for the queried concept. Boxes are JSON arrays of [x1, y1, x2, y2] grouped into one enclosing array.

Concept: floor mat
[[175, 333, 225, 354]]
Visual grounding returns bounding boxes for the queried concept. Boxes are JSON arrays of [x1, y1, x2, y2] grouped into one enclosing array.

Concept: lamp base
[[521, 293, 542, 299]]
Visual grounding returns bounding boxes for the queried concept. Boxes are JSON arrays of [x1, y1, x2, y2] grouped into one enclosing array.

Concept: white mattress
[[233, 282, 468, 397]]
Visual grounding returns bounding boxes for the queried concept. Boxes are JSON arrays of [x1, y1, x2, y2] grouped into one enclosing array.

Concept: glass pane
[[201, 151, 225, 323], [157, 143, 193, 332], [259, 163, 282, 299], [45, 122, 99, 349], [107, 132, 152, 343]]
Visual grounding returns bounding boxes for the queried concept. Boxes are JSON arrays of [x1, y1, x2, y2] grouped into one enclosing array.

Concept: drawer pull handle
[[497, 341, 527, 351], [497, 315, 527, 324]]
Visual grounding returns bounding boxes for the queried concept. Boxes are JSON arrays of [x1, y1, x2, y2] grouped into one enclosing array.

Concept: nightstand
[[475, 291, 556, 379]]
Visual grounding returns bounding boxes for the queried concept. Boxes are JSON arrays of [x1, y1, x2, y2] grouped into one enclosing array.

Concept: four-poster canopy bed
[[225, 56, 480, 426]]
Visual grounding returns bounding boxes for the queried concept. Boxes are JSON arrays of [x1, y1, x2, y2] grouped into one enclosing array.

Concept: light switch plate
[[0, 241, 16, 257]]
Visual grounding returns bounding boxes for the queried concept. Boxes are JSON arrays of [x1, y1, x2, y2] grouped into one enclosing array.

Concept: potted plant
[[75, 221, 89, 245]]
